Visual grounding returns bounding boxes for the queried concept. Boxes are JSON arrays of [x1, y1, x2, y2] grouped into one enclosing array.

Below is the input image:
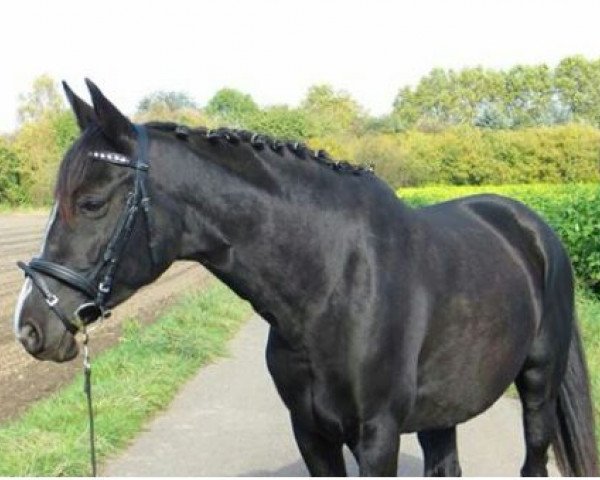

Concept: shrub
[[12, 111, 78, 205], [351, 134, 430, 186], [307, 124, 600, 188], [244, 106, 311, 139], [0, 138, 27, 204]]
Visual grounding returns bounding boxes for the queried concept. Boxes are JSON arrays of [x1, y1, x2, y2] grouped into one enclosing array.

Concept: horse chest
[[266, 328, 357, 440]]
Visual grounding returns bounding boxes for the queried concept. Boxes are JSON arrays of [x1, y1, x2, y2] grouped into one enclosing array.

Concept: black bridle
[[17, 124, 157, 335]]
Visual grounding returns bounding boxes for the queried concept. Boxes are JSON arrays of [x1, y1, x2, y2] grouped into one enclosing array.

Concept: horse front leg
[[349, 414, 401, 477], [418, 427, 462, 476], [291, 415, 347, 476]]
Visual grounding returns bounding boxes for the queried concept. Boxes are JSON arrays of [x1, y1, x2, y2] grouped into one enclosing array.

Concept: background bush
[[308, 125, 600, 187], [0, 139, 26, 204]]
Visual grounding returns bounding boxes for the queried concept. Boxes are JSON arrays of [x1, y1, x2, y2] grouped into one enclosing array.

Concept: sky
[[1, 0, 599, 133]]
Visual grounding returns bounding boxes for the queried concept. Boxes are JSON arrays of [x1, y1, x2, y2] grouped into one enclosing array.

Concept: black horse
[[14, 80, 597, 476]]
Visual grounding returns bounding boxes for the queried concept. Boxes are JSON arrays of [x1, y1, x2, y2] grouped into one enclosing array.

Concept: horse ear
[[85, 78, 134, 149], [62, 81, 96, 131]]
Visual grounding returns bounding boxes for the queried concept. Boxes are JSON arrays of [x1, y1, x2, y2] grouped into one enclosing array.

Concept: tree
[[554, 55, 600, 126], [474, 102, 512, 129], [11, 75, 79, 204], [13, 111, 78, 204], [135, 91, 209, 126], [137, 91, 197, 114], [17, 74, 65, 124], [393, 63, 577, 129], [455, 67, 506, 126], [301, 84, 364, 136], [392, 68, 462, 128], [0, 137, 26, 204], [205, 88, 258, 126], [394, 67, 514, 128], [245, 105, 310, 139], [503, 64, 553, 127]]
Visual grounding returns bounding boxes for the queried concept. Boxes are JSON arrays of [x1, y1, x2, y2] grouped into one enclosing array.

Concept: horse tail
[[551, 321, 598, 476]]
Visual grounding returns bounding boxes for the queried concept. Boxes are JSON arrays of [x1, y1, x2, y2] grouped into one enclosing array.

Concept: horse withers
[[14, 80, 598, 476]]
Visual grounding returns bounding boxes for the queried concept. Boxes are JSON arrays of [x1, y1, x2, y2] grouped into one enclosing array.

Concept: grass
[[0, 280, 251, 476], [0, 204, 49, 214]]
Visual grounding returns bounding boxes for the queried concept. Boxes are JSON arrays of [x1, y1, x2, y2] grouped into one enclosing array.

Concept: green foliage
[[12, 111, 78, 205], [204, 88, 259, 127], [576, 289, 600, 453], [0, 137, 26, 204], [393, 57, 600, 129], [134, 105, 212, 128], [504, 64, 554, 127], [17, 74, 65, 124], [555, 56, 600, 126], [3, 75, 79, 206], [350, 134, 431, 186], [554, 189, 600, 292], [399, 184, 600, 292], [137, 90, 197, 113], [3, 66, 600, 208], [244, 105, 310, 139], [314, 124, 600, 188], [301, 84, 365, 136], [134, 90, 210, 126], [306, 135, 353, 161], [398, 127, 508, 185]]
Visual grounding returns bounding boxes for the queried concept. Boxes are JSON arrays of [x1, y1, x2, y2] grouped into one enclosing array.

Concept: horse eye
[[79, 198, 106, 212]]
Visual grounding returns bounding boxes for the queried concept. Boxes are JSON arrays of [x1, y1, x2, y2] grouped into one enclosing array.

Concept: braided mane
[[56, 121, 375, 222], [144, 121, 374, 176]]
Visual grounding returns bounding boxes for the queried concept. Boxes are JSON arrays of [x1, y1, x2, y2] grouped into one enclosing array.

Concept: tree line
[[1, 54, 599, 205], [394, 56, 600, 130], [135, 55, 600, 135]]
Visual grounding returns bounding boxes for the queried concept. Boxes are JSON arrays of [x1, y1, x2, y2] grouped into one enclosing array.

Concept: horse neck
[[156, 134, 405, 343]]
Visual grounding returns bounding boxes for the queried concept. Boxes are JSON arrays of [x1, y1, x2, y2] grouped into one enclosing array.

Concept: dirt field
[[0, 212, 210, 423]]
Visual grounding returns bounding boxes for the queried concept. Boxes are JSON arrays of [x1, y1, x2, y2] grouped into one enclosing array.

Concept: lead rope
[[82, 328, 97, 477]]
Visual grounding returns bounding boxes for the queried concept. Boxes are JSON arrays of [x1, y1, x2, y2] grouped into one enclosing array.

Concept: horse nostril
[[18, 323, 43, 354]]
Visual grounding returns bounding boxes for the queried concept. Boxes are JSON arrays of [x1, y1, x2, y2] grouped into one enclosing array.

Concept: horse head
[[14, 80, 183, 362]]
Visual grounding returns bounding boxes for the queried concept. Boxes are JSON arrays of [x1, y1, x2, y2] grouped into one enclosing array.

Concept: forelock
[[54, 125, 103, 223]]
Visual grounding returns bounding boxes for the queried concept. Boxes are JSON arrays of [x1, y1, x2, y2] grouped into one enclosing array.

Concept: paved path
[[104, 317, 559, 477]]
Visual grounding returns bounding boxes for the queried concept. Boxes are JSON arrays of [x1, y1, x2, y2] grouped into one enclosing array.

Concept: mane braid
[[144, 121, 374, 176]]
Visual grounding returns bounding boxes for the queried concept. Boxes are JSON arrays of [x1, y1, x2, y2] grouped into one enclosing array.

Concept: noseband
[[18, 124, 158, 335]]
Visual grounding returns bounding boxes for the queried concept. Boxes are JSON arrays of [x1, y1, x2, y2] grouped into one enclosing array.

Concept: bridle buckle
[[46, 294, 59, 308]]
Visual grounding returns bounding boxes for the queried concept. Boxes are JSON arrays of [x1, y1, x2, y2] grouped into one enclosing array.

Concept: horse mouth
[[31, 332, 79, 363], [55, 333, 79, 362]]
